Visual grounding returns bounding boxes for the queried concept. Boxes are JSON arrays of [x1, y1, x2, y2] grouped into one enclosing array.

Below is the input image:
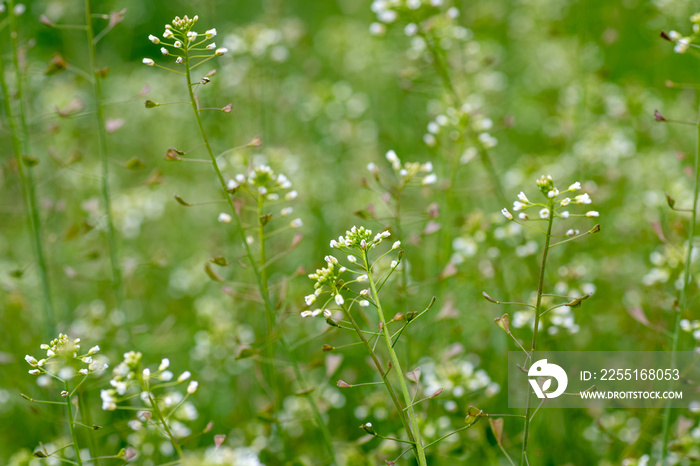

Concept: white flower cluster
[[143, 15, 227, 68], [100, 351, 196, 411], [680, 319, 700, 343], [369, 0, 459, 36], [222, 21, 303, 63], [368, 150, 436, 186], [220, 165, 301, 229], [501, 176, 599, 224], [302, 226, 401, 318], [422, 104, 497, 154], [666, 14, 700, 54], [25, 333, 106, 378], [420, 353, 499, 414]]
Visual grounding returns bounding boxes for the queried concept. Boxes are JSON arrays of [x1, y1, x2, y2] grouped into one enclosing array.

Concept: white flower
[[359, 300, 370, 307], [501, 208, 513, 220], [286, 190, 298, 200], [205, 28, 217, 39], [163, 29, 174, 39], [281, 207, 293, 216], [357, 274, 368, 282], [178, 371, 191, 382], [560, 197, 571, 207], [539, 208, 550, 219], [100, 390, 117, 411], [404, 23, 418, 36], [360, 289, 370, 297], [560, 211, 570, 219], [290, 218, 303, 228], [215, 47, 228, 56], [323, 309, 332, 318], [28, 369, 40, 375], [301, 310, 313, 318], [218, 213, 232, 223], [369, 22, 386, 36], [160, 47, 168, 55], [143, 368, 151, 380], [159, 358, 170, 371], [392, 241, 401, 250], [447, 6, 460, 18], [586, 211, 600, 217], [378, 9, 397, 23], [79, 368, 88, 375], [305, 294, 316, 306], [518, 213, 528, 220], [142, 58, 155, 66], [88, 345, 100, 355], [422, 173, 437, 185], [513, 201, 525, 211], [547, 189, 559, 198], [330, 239, 339, 248], [565, 229, 579, 237], [367, 162, 378, 173], [568, 182, 581, 191], [187, 381, 199, 394], [25, 355, 38, 366], [386, 150, 399, 163], [390, 260, 398, 269], [149, 34, 161, 44], [207, 43, 216, 50], [187, 31, 198, 41], [176, 56, 183, 64], [335, 294, 345, 306], [517, 192, 529, 203], [348, 255, 357, 263], [574, 193, 592, 205], [174, 40, 182, 48]]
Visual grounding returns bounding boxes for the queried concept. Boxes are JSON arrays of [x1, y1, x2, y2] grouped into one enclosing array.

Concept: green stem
[[84, 0, 123, 309], [362, 251, 427, 466], [182, 46, 337, 465], [520, 203, 554, 466], [3, 0, 56, 338], [257, 195, 277, 401], [660, 110, 700, 464], [148, 393, 184, 460], [65, 383, 83, 466], [339, 303, 417, 446]]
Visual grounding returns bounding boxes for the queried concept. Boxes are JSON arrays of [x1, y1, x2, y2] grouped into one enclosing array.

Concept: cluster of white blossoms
[[143, 15, 227, 68], [100, 351, 197, 411], [665, 13, 700, 54], [25, 333, 106, 379], [680, 319, 700, 343], [369, 0, 459, 36], [367, 150, 436, 186], [302, 226, 401, 317], [501, 176, 599, 231], [420, 353, 499, 413], [218, 164, 302, 229], [421, 104, 498, 158]]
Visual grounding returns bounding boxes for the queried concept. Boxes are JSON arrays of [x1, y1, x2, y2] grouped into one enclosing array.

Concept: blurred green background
[[2, 0, 700, 464]]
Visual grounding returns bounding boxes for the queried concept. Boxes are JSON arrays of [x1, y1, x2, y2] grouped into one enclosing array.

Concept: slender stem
[[363, 251, 427, 466], [339, 303, 416, 445], [84, 0, 123, 308], [520, 202, 554, 466], [660, 109, 700, 464], [64, 383, 83, 466], [147, 393, 184, 459], [3, 0, 56, 338], [181, 45, 336, 465], [257, 195, 277, 400]]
